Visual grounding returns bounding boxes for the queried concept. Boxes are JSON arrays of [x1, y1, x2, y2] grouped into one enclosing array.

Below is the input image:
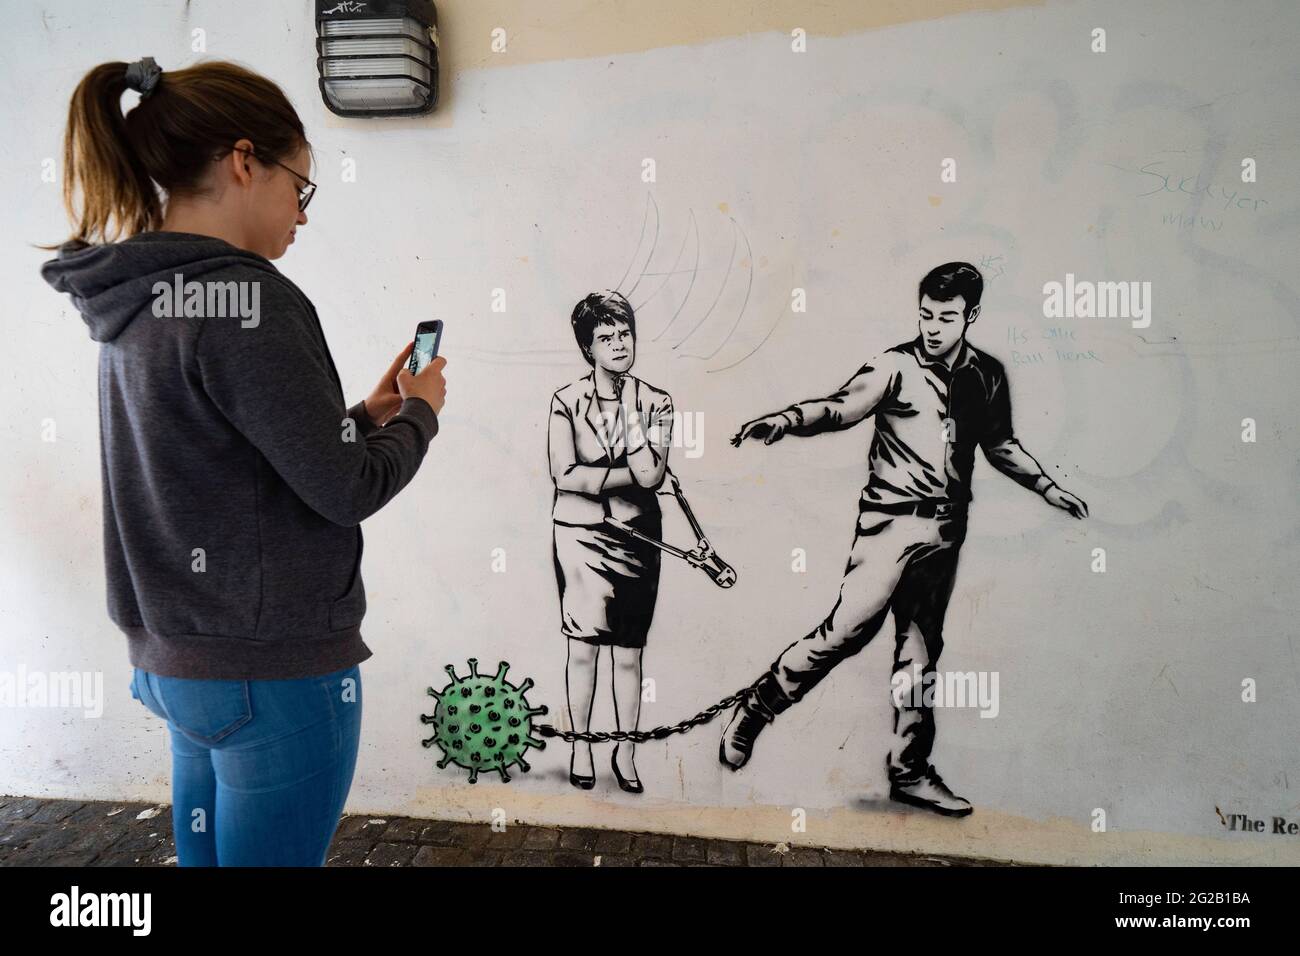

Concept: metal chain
[[536, 686, 753, 743]]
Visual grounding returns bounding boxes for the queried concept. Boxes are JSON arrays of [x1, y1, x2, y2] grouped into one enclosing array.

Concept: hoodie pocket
[[329, 527, 366, 631]]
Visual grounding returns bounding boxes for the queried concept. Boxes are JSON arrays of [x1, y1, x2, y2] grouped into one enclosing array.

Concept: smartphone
[[408, 320, 443, 374]]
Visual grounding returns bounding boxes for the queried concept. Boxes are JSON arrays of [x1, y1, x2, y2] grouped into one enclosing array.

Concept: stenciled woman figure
[[548, 291, 674, 793]]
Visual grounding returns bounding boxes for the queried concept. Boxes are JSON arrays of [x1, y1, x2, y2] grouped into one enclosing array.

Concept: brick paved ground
[[0, 794, 1012, 867]]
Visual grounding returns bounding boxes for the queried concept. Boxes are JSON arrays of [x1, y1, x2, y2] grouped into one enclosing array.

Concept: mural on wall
[[420, 219, 1088, 820], [421, 284, 745, 793], [421, 659, 548, 784], [547, 289, 737, 795], [718, 261, 1090, 817]]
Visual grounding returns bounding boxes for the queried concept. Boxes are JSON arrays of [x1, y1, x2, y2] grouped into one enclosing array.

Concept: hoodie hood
[[41, 231, 280, 342]]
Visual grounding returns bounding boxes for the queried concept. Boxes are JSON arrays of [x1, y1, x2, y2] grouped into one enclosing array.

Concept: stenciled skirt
[[552, 509, 662, 648]]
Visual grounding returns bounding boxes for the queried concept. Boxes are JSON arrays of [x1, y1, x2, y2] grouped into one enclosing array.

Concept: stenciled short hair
[[918, 262, 983, 317], [570, 290, 636, 366]]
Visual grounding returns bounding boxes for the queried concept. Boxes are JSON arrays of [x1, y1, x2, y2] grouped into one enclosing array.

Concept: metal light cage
[[315, 0, 439, 117]]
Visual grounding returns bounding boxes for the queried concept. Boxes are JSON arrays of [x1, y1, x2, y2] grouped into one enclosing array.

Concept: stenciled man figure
[[721, 262, 1088, 816]]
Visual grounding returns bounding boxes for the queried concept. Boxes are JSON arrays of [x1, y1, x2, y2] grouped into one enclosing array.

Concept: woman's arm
[[622, 387, 673, 489], [196, 275, 436, 528], [601, 467, 636, 490], [548, 394, 613, 494], [347, 400, 379, 438]]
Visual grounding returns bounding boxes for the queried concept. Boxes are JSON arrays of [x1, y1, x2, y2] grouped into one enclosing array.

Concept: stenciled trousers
[[753, 509, 966, 783], [129, 664, 362, 866]]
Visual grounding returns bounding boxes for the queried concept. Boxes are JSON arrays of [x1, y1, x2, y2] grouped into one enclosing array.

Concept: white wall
[[2, 0, 1298, 864]]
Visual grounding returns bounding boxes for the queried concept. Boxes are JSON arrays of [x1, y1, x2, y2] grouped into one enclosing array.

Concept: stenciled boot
[[719, 672, 791, 771], [888, 763, 973, 817]]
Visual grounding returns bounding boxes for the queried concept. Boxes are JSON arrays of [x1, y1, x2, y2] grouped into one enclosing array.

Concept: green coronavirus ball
[[421, 659, 547, 783]]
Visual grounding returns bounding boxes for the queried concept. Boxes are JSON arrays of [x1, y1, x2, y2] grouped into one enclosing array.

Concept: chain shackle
[[535, 686, 752, 744]]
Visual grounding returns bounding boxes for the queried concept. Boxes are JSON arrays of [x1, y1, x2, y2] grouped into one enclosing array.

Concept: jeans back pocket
[[134, 669, 253, 746]]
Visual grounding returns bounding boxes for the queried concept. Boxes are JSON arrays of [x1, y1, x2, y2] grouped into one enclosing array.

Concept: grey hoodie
[[41, 231, 438, 680]]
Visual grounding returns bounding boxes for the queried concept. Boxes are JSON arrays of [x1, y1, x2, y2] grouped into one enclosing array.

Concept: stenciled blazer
[[548, 371, 674, 527]]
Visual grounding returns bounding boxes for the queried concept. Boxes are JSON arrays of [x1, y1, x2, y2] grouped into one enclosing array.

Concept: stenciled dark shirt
[[781, 336, 1050, 508]]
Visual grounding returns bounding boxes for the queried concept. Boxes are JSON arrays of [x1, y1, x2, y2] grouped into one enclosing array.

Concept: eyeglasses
[[231, 147, 317, 212]]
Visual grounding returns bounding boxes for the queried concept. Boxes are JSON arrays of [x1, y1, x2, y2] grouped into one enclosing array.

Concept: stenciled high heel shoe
[[569, 748, 595, 790], [610, 744, 643, 794]]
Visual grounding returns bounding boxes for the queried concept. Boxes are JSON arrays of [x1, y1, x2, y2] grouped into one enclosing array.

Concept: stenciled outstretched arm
[[731, 355, 899, 447], [980, 369, 1089, 518]]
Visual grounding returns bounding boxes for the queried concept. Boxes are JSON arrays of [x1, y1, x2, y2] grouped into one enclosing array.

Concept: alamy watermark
[[151, 274, 260, 327], [0, 665, 103, 718], [594, 408, 705, 459], [890, 667, 1000, 718], [1042, 272, 1150, 328], [49, 886, 151, 935]]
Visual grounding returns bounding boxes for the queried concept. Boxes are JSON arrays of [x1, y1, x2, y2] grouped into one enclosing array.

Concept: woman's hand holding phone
[[396, 353, 447, 415], [363, 341, 416, 426]]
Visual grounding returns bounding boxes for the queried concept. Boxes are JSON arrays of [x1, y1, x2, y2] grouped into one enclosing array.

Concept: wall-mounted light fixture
[[315, 0, 438, 117]]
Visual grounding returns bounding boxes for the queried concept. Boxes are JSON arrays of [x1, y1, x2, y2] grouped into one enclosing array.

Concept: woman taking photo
[[39, 58, 447, 866], [548, 291, 674, 794]]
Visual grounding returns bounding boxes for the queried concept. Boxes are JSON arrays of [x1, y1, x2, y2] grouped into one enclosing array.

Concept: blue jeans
[[129, 664, 362, 866]]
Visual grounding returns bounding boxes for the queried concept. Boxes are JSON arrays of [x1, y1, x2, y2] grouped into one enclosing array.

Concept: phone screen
[[410, 324, 442, 374]]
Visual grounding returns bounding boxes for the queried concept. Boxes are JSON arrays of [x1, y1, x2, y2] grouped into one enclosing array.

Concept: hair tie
[[124, 57, 163, 98]]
